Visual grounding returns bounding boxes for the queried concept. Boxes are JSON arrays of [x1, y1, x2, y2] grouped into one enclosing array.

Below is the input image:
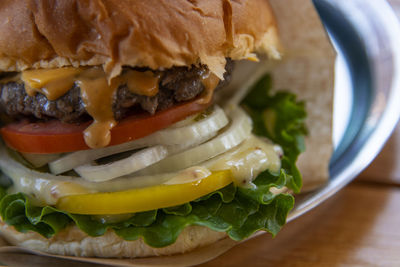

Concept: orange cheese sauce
[[197, 72, 220, 104], [75, 67, 117, 148], [121, 70, 161, 97], [20, 66, 220, 149], [22, 67, 82, 100]]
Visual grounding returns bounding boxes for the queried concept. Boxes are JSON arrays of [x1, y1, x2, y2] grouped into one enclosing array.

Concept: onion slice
[[74, 146, 168, 182], [139, 107, 252, 175], [49, 106, 228, 174], [21, 152, 61, 168], [0, 144, 212, 204]]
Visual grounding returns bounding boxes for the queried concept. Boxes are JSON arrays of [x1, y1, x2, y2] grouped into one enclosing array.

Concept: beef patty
[[0, 59, 233, 123]]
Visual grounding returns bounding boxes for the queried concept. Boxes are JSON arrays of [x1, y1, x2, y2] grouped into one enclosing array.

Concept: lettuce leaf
[[0, 74, 307, 248], [0, 169, 293, 247], [242, 74, 307, 193]]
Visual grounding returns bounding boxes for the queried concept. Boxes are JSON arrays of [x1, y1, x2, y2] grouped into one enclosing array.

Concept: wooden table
[[200, 127, 400, 267]]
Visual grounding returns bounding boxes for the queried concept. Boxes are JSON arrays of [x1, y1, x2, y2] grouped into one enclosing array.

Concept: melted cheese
[[121, 70, 160, 97], [19, 67, 162, 149], [197, 72, 220, 104], [18, 66, 221, 149], [22, 67, 83, 100], [77, 68, 117, 148]]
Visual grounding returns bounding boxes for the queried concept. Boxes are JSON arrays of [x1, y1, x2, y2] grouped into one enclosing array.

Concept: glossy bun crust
[[0, 0, 280, 78], [0, 0, 280, 259]]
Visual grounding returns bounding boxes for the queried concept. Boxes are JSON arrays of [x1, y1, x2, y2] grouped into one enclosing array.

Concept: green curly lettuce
[[0, 74, 307, 248], [242, 74, 307, 193]]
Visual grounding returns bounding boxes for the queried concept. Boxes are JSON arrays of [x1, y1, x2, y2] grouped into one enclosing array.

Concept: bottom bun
[[0, 220, 227, 258]]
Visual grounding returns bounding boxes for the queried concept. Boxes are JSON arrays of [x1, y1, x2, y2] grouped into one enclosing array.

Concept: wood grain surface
[[200, 125, 400, 267]]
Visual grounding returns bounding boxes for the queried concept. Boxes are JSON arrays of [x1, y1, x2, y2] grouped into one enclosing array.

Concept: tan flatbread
[[223, 0, 335, 191], [268, 0, 335, 191]]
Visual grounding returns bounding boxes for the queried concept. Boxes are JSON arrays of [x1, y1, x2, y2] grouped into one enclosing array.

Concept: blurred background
[[201, 1, 400, 266]]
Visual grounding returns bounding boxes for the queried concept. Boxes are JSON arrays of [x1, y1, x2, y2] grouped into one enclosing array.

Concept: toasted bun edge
[[0, 0, 281, 78], [0, 220, 227, 258]]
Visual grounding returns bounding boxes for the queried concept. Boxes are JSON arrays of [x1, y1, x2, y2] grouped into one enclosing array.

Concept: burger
[[0, 0, 307, 258]]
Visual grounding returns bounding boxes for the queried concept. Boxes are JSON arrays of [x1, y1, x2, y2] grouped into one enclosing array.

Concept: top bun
[[0, 0, 281, 78]]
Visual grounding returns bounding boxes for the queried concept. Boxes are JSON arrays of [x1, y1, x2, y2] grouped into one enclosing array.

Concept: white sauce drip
[[205, 136, 282, 188], [3, 136, 282, 206]]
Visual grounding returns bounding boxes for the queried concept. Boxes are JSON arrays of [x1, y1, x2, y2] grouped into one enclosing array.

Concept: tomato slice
[[1, 100, 211, 154], [56, 170, 232, 215]]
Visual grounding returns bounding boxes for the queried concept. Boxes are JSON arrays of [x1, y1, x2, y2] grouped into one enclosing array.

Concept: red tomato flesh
[[1, 100, 211, 154]]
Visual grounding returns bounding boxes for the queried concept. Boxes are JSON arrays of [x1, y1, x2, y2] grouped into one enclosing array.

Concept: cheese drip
[[19, 66, 221, 148], [121, 70, 160, 97], [20, 67, 162, 148], [22, 68, 82, 100], [197, 72, 220, 104], [77, 68, 117, 148]]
